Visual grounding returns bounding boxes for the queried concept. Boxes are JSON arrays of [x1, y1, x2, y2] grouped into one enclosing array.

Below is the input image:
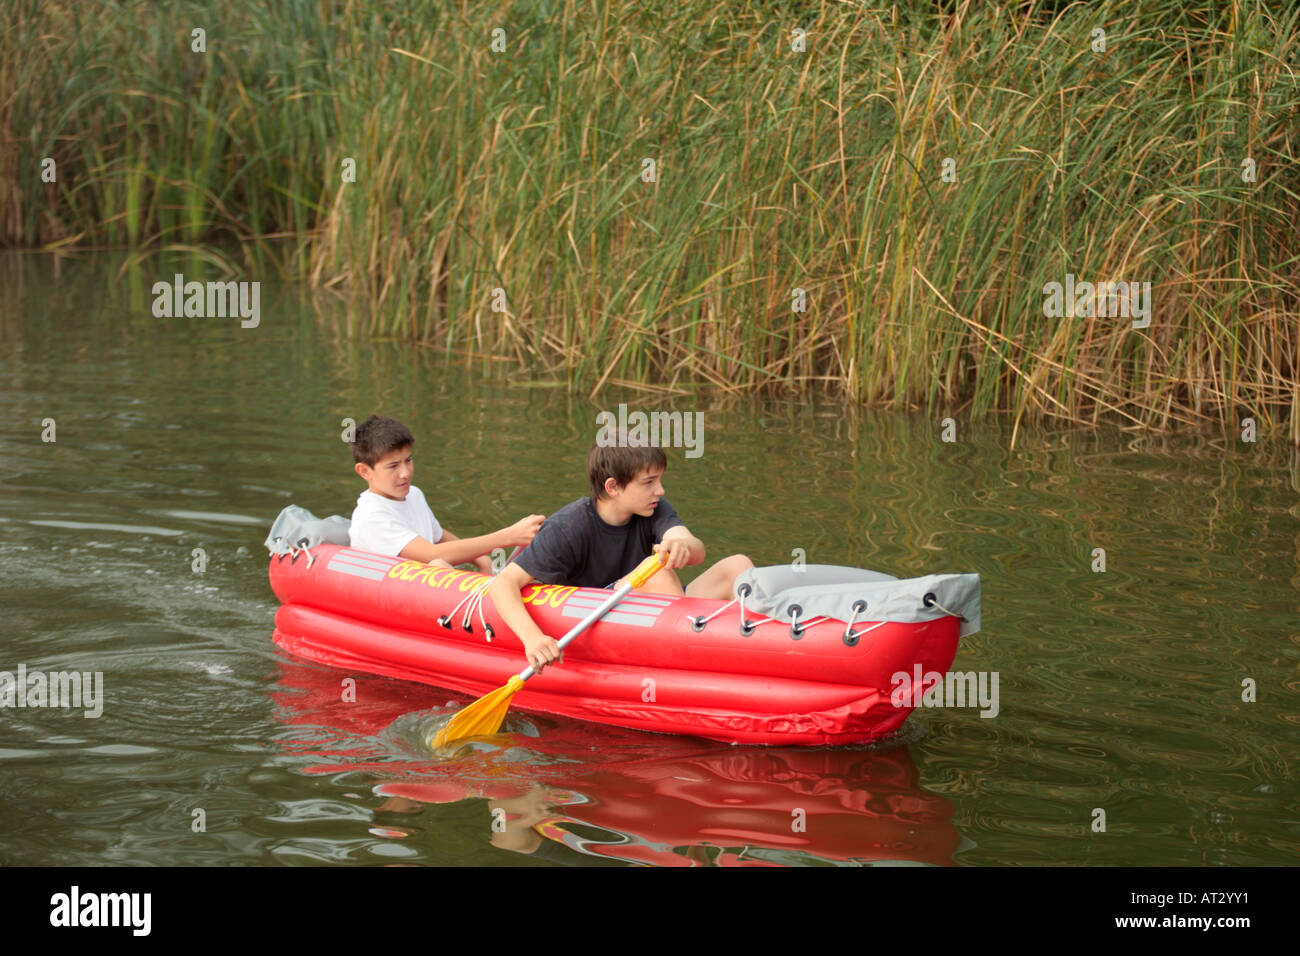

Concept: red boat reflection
[[270, 658, 961, 866]]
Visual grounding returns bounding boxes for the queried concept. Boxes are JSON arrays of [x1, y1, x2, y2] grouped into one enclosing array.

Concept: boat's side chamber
[[270, 545, 961, 745]]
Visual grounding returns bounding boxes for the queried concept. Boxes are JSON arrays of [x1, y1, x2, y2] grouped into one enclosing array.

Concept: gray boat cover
[[265, 504, 351, 555], [734, 564, 981, 637]]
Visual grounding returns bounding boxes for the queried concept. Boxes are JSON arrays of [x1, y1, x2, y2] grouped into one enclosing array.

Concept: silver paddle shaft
[[516, 579, 635, 682]]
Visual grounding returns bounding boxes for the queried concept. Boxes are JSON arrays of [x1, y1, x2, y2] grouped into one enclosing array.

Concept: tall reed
[[2, 0, 1296, 437]]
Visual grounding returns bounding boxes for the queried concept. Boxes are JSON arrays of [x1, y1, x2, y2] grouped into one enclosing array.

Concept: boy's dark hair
[[587, 439, 667, 500], [353, 415, 415, 467]]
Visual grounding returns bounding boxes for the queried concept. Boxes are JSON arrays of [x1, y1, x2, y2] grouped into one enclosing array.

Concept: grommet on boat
[[923, 592, 965, 621], [691, 616, 707, 632], [436, 615, 451, 629], [843, 600, 868, 647], [789, 603, 805, 640], [737, 583, 756, 635]]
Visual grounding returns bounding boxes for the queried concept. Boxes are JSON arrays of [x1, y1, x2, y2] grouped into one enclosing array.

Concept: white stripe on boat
[[564, 597, 663, 618], [561, 607, 661, 628], [571, 588, 674, 605], [336, 550, 398, 570], [326, 556, 388, 580]]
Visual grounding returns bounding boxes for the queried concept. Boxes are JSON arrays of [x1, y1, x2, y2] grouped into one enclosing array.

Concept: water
[[1, 251, 1296, 866]]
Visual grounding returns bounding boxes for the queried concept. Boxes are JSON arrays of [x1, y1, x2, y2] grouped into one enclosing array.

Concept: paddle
[[430, 550, 667, 749]]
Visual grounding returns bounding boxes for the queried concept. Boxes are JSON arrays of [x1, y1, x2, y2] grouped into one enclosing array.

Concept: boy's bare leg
[[635, 564, 685, 596], [684, 554, 754, 601], [617, 555, 753, 599]]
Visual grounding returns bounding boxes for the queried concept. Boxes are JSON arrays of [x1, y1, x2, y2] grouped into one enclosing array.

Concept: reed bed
[[3, 0, 1297, 437]]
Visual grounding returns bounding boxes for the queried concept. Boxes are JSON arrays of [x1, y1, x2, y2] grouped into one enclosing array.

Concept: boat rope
[[923, 593, 965, 620], [462, 579, 493, 637], [438, 576, 491, 632], [460, 588, 480, 631], [842, 601, 862, 638], [463, 578, 494, 638], [272, 537, 316, 568], [741, 590, 782, 630], [786, 605, 828, 640], [692, 597, 738, 629], [842, 599, 887, 646], [844, 620, 888, 644], [476, 586, 493, 640], [690, 585, 808, 637]]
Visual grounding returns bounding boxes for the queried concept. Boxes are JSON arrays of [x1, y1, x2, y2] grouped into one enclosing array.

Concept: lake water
[[1, 251, 1295, 866]]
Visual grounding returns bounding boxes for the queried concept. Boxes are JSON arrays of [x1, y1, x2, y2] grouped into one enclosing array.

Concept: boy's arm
[[399, 530, 501, 567], [398, 515, 544, 567], [487, 563, 562, 671], [436, 530, 494, 572], [656, 524, 705, 570]]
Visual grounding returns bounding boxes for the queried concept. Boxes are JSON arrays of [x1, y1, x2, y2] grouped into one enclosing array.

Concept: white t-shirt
[[349, 485, 444, 557]]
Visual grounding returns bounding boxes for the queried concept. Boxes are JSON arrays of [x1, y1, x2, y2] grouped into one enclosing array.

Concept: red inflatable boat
[[268, 542, 978, 746]]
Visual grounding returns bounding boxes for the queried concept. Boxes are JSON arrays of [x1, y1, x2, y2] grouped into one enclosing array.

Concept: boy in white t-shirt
[[349, 416, 543, 570]]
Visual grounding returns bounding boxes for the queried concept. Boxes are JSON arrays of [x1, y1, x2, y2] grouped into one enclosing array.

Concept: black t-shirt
[[515, 497, 684, 588]]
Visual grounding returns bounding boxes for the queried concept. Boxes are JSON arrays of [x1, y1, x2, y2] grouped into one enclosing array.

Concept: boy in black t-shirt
[[488, 442, 754, 673]]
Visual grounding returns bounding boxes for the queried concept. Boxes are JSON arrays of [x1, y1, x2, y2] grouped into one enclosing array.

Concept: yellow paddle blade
[[430, 551, 664, 751], [430, 675, 525, 749]]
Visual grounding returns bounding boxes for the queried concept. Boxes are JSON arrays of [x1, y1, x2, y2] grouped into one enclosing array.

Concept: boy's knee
[[431, 558, 453, 569], [638, 564, 684, 595], [718, 555, 754, 591], [722, 554, 754, 573], [684, 554, 755, 601]]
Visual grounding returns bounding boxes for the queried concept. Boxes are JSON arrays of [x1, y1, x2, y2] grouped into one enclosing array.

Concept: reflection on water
[[274, 660, 961, 867], [0, 251, 1296, 866]]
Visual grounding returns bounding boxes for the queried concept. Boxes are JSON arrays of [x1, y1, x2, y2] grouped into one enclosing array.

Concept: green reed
[[2, 0, 1296, 436]]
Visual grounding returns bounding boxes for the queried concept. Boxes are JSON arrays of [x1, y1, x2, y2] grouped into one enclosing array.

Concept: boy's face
[[607, 466, 666, 517], [356, 445, 414, 501]]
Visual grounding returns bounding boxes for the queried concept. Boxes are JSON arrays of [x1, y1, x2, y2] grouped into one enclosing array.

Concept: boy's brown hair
[[587, 438, 667, 500], [353, 415, 415, 467]]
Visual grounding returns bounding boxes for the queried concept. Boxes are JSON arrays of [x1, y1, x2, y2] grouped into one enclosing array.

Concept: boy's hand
[[521, 632, 562, 672], [506, 514, 545, 548], [653, 538, 692, 570]]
